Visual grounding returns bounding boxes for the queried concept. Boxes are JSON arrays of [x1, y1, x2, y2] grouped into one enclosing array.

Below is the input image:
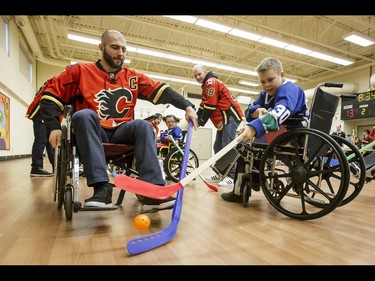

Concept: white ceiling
[[15, 15, 375, 96]]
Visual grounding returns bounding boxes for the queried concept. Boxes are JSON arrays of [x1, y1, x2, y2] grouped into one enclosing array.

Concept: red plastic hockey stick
[[114, 136, 241, 200]]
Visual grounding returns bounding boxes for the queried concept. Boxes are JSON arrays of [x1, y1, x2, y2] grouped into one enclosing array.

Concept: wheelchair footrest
[[213, 148, 239, 175], [140, 205, 174, 214], [79, 205, 118, 211]]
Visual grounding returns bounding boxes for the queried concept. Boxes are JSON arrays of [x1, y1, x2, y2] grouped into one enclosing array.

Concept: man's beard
[[103, 48, 124, 69]]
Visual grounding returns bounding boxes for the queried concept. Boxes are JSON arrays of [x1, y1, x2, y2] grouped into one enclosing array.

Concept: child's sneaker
[[218, 177, 234, 187], [205, 174, 221, 182]]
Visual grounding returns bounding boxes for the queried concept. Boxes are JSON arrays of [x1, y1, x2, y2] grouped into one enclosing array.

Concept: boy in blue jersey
[[221, 57, 309, 203]]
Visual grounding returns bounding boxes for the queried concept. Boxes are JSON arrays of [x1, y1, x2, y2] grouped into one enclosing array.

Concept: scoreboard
[[341, 90, 375, 120]]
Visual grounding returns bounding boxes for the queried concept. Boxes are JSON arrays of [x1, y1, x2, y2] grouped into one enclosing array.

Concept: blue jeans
[[71, 109, 164, 187], [213, 116, 241, 179]]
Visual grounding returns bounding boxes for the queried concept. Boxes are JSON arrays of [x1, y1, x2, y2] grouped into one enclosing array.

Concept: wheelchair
[[54, 108, 199, 220], [53, 105, 85, 220], [213, 82, 367, 220], [157, 133, 199, 183], [53, 105, 137, 220]]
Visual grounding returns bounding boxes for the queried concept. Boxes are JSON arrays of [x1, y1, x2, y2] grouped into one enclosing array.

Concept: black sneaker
[[30, 168, 53, 177], [84, 183, 113, 208], [142, 196, 176, 213], [221, 191, 242, 203]]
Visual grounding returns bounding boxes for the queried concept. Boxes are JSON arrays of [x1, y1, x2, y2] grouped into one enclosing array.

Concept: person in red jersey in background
[[193, 64, 244, 188]]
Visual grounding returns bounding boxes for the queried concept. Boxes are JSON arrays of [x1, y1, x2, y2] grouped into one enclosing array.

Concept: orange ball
[[133, 214, 151, 230]]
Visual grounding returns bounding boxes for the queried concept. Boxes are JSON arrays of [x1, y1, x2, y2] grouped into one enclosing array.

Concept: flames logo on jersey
[[95, 88, 133, 120]]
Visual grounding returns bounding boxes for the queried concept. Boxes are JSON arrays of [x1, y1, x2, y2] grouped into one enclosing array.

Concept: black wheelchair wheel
[[53, 146, 60, 203], [259, 128, 349, 220], [163, 146, 199, 183], [330, 136, 366, 207], [64, 186, 73, 220], [241, 174, 251, 207], [57, 126, 68, 209]]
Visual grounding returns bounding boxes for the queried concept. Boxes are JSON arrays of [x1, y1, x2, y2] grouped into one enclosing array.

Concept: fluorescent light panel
[[71, 59, 131, 65], [258, 37, 289, 48], [67, 33, 100, 45], [145, 73, 257, 95], [195, 19, 232, 33], [284, 45, 312, 55], [344, 34, 375, 47], [164, 16, 354, 66], [163, 16, 197, 24], [67, 32, 295, 83], [229, 29, 262, 41], [239, 80, 259, 87]]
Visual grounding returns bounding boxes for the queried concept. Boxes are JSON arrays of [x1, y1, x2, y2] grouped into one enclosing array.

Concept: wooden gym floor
[[0, 157, 374, 265]]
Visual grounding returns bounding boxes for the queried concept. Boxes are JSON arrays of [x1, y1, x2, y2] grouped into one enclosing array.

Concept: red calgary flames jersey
[[40, 62, 168, 129], [199, 77, 244, 130]]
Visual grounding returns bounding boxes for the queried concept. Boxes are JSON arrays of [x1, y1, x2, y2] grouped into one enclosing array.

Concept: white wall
[[0, 20, 36, 158]]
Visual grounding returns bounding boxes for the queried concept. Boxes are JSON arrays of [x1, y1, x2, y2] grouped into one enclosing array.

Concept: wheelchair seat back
[[309, 87, 339, 135], [307, 87, 339, 156]]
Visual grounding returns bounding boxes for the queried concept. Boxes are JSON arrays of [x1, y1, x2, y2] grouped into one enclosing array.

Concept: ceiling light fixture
[[163, 16, 354, 66], [67, 33, 100, 45], [145, 72, 259, 95], [344, 33, 375, 47], [67, 32, 295, 83], [238, 80, 259, 87], [195, 19, 232, 33], [163, 15, 197, 24], [71, 59, 131, 65]]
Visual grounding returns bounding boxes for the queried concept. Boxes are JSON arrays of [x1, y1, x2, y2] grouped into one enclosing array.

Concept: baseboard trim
[[0, 154, 31, 161]]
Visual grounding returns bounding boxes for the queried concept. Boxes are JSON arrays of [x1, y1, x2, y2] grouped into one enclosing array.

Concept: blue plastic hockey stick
[[126, 120, 193, 255]]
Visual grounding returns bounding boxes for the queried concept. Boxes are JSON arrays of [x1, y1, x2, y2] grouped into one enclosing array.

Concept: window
[[0, 16, 10, 55], [19, 43, 32, 83]]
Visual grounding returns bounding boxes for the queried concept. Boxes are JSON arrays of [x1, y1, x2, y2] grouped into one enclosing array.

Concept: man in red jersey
[[26, 81, 55, 177], [193, 64, 244, 187], [39, 30, 198, 212]]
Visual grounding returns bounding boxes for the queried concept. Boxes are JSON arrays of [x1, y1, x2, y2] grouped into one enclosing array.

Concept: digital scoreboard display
[[341, 90, 375, 120]]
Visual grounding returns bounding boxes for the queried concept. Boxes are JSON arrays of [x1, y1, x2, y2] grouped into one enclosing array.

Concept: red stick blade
[[114, 175, 183, 200], [203, 180, 218, 192]]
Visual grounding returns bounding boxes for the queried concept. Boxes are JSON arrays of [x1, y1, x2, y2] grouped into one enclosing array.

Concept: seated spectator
[[159, 115, 183, 145], [149, 113, 163, 140], [369, 126, 375, 140], [353, 136, 362, 149], [331, 124, 346, 147], [362, 129, 372, 145]]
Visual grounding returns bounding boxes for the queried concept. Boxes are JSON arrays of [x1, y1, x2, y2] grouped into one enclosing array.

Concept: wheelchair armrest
[[63, 105, 74, 119]]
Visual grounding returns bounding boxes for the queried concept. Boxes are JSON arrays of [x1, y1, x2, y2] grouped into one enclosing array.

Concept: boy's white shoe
[[218, 177, 234, 187], [205, 174, 221, 182]]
